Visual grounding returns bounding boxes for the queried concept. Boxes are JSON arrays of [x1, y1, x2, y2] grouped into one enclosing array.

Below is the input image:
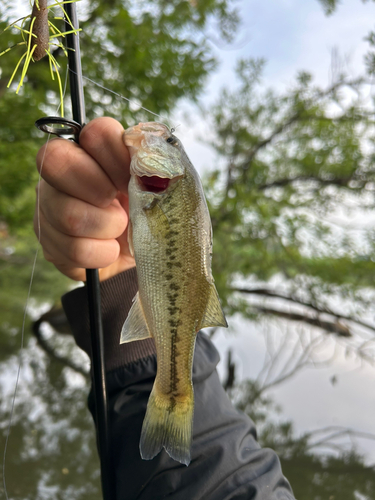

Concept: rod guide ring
[[35, 116, 83, 141]]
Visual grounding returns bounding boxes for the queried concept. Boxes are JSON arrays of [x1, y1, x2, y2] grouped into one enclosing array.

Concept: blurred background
[[1, 0, 375, 498]]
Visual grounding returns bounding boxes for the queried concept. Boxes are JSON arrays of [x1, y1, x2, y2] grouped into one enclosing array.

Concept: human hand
[[34, 117, 135, 282]]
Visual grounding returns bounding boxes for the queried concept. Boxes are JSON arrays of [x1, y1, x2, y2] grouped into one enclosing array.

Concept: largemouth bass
[[120, 122, 227, 466]]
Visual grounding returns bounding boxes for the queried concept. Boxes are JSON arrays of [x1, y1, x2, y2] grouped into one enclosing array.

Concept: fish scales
[[136, 172, 209, 393], [121, 122, 227, 466]]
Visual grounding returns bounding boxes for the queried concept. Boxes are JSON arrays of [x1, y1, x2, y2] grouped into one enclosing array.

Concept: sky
[[179, 0, 375, 464], [182, 0, 375, 173]]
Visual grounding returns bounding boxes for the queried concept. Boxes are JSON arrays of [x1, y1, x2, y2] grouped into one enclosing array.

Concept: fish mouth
[[138, 175, 171, 193]]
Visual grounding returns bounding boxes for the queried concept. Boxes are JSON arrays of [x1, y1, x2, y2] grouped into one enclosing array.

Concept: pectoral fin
[[120, 292, 152, 344], [199, 285, 228, 330], [127, 219, 134, 257]]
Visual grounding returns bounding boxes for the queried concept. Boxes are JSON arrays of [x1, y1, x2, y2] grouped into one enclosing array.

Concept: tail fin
[[140, 386, 194, 466]]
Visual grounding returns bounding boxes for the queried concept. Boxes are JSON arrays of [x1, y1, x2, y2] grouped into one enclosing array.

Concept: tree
[[0, 0, 239, 350], [318, 0, 375, 16], [206, 59, 375, 366]]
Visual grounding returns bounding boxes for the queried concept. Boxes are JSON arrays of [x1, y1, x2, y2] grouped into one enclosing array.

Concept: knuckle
[[64, 202, 87, 236], [107, 241, 120, 263], [68, 239, 120, 269], [36, 139, 63, 174], [80, 117, 122, 151], [91, 189, 116, 210], [38, 139, 80, 180], [67, 238, 86, 267]]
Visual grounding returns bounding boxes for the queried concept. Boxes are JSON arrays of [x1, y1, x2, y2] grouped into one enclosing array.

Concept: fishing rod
[[36, 4, 115, 499]]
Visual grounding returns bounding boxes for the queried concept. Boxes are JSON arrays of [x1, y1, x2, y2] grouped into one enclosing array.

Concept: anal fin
[[199, 285, 228, 330], [120, 292, 152, 344]]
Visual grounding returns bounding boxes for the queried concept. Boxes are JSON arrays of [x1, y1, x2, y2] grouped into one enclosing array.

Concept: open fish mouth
[[124, 121, 184, 181], [138, 175, 170, 193]]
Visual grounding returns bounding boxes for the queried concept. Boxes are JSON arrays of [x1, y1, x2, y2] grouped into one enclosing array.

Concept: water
[[1, 307, 374, 499]]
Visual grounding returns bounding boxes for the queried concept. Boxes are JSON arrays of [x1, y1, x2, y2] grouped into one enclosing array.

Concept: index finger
[[36, 137, 119, 209]]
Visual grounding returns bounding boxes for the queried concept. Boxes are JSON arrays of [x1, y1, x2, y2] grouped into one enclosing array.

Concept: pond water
[[1, 309, 374, 499], [214, 318, 375, 465]]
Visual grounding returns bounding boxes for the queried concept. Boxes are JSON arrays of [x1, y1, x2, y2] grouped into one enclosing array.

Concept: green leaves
[[207, 59, 375, 342], [317, 0, 340, 15], [0, 0, 239, 334]]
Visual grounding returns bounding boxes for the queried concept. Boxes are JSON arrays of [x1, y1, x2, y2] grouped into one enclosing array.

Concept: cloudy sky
[[180, 0, 375, 464], [183, 0, 375, 171]]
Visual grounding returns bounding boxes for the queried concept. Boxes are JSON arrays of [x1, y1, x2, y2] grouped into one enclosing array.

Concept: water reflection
[[0, 312, 374, 499], [0, 326, 101, 500]]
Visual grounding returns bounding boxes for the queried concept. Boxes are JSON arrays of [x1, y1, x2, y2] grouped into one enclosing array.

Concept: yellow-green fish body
[[121, 122, 227, 466]]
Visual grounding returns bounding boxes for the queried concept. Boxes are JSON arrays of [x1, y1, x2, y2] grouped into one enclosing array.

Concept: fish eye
[[166, 136, 175, 144]]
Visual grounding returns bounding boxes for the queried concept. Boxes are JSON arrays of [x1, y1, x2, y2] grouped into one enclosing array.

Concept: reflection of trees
[[232, 378, 375, 500], [221, 317, 375, 499], [32, 307, 89, 378], [223, 314, 375, 398], [26, 311, 375, 500], [0, 337, 100, 500]]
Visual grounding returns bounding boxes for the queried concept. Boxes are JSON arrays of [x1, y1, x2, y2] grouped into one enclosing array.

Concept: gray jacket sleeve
[[62, 268, 295, 500]]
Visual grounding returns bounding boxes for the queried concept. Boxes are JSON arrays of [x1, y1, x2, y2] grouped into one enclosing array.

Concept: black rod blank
[[64, 5, 115, 500]]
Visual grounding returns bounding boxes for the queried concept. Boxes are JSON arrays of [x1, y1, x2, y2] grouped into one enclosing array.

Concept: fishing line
[[68, 67, 176, 128], [2, 62, 69, 500]]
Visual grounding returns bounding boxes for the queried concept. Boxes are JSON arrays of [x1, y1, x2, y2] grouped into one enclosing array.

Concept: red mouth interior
[[139, 176, 170, 193]]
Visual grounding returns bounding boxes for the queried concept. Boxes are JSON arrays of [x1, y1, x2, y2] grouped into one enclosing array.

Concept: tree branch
[[240, 77, 366, 174], [257, 175, 363, 191], [244, 113, 302, 170], [305, 425, 375, 452], [256, 306, 351, 337], [256, 328, 335, 393], [233, 286, 375, 336]]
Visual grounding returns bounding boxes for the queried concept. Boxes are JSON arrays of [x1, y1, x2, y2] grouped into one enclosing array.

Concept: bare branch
[[254, 320, 337, 397], [255, 306, 352, 337], [305, 425, 375, 452], [260, 335, 333, 393], [233, 286, 375, 336], [257, 175, 363, 191]]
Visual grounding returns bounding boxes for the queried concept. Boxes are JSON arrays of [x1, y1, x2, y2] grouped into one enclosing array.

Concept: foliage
[[0, 0, 237, 232], [317, 0, 375, 16], [207, 59, 375, 361], [0, 0, 239, 356], [316, 0, 375, 76]]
